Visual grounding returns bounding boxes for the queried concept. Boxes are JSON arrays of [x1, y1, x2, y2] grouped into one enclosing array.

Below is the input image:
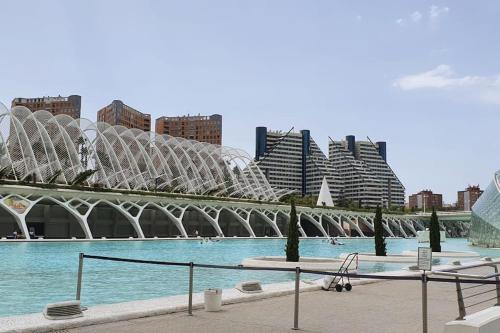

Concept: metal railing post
[[76, 252, 84, 301], [188, 262, 194, 315], [493, 265, 500, 306], [455, 276, 466, 320], [422, 272, 428, 333], [293, 266, 300, 330]]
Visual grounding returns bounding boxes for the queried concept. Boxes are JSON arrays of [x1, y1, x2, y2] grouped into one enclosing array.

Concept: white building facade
[[329, 136, 405, 208], [254, 128, 342, 200], [255, 128, 405, 208]]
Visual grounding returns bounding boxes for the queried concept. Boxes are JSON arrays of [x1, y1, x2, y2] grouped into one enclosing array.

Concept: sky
[[0, 1, 499, 204]]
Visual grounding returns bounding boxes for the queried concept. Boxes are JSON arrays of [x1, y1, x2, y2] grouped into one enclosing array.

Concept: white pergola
[[0, 103, 282, 201]]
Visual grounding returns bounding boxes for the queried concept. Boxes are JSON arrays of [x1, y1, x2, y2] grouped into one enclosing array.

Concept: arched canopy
[[0, 104, 279, 201]]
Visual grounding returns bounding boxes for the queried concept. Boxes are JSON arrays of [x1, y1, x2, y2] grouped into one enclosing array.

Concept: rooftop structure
[[11, 95, 81, 119], [155, 114, 222, 145], [97, 100, 151, 132]]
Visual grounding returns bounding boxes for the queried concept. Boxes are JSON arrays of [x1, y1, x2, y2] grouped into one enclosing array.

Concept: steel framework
[[0, 103, 285, 201]]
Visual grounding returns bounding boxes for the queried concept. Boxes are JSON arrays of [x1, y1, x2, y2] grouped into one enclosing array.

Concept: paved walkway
[[68, 277, 493, 333]]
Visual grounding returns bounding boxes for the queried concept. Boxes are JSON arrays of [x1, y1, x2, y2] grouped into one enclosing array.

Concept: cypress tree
[[429, 208, 441, 252], [285, 198, 300, 262], [374, 206, 387, 256]]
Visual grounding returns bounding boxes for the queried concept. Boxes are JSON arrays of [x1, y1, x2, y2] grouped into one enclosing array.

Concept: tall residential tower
[[255, 128, 406, 208], [329, 136, 405, 208], [254, 127, 342, 200]]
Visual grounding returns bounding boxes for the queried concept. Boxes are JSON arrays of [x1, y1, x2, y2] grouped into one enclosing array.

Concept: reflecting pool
[[0, 238, 497, 317]]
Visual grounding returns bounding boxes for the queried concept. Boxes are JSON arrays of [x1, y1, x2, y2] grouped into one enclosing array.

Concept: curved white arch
[[299, 213, 328, 237], [322, 214, 347, 236], [250, 209, 283, 237], [0, 107, 277, 200]]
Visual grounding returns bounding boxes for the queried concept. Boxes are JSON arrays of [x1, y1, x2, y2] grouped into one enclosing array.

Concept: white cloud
[[411, 11, 422, 23], [429, 5, 449, 27], [393, 65, 500, 105], [393, 65, 482, 90], [429, 5, 449, 20], [396, 5, 450, 27], [356, 15, 362, 21]]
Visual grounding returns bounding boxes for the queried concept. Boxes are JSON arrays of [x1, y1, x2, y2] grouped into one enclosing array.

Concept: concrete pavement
[[68, 277, 493, 333]]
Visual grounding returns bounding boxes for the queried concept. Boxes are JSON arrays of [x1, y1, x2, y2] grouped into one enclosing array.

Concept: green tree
[[285, 198, 300, 262], [374, 206, 387, 256], [430, 208, 441, 252]]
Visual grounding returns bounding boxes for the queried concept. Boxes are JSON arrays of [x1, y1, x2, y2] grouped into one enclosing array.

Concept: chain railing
[[74, 253, 500, 332]]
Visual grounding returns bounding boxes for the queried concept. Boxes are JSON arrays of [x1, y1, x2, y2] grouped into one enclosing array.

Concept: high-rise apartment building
[[457, 185, 483, 211], [11, 95, 81, 118], [155, 114, 222, 145], [254, 127, 342, 199], [97, 100, 151, 132], [254, 129, 405, 208], [408, 190, 443, 210], [329, 139, 383, 208], [329, 136, 405, 208]]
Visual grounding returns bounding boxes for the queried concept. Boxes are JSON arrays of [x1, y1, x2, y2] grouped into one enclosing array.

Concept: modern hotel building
[[254, 127, 342, 200], [255, 128, 405, 208], [329, 136, 405, 208]]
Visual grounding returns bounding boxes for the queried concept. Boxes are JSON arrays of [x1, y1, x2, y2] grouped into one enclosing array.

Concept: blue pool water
[[0, 238, 498, 317]]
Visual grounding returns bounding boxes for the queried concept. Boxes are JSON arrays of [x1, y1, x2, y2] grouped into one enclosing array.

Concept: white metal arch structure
[[0, 183, 428, 240], [0, 105, 279, 201], [0, 103, 464, 240]]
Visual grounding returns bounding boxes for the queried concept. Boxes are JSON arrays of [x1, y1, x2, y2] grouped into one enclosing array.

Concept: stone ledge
[[0, 279, 323, 333]]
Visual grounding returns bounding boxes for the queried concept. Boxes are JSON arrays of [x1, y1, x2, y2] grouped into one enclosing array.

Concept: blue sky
[[1, 1, 499, 203]]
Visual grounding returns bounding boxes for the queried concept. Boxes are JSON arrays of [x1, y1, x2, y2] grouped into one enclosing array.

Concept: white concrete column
[[340, 215, 365, 237], [382, 218, 395, 237], [52, 198, 94, 239], [321, 214, 347, 237], [253, 209, 283, 237], [187, 205, 224, 237], [0, 195, 36, 239], [232, 208, 256, 237]]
